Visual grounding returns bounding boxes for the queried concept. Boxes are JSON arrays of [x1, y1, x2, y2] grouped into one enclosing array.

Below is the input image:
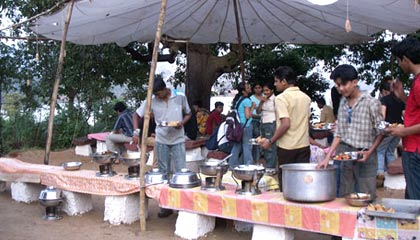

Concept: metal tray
[[365, 198, 420, 220]]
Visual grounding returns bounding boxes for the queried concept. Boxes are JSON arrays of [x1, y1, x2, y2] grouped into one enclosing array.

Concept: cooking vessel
[[92, 151, 118, 164], [169, 168, 201, 189], [39, 186, 63, 207], [232, 165, 265, 181], [281, 163, 337, 202], [119, 152, 141, 167], [199, 161, 229, 176], [145, 168, 167, 184]]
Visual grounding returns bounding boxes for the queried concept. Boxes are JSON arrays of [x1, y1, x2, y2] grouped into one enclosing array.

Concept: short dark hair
[[114, 102, 127, 112], [380, 82, 391, 92], [215, 101, 224, 108], [316, 98, 326, 106], [330, 64, 358, 84], [153, 75, 166, 93], [391, 36, 420, 64], [274, 66, 297, 85]]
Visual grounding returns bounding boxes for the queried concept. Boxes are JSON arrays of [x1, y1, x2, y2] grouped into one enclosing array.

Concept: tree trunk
[[186, 44, 216, 109]]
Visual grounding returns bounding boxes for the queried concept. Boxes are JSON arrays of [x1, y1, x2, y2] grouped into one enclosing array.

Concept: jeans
[[261, 122, 277, 168], [376, 136, 400, 174], [402, 150, 420, 200], [251, 120, 261, 161], [155, 142, 186, 179], [229, 125, 253, 169]]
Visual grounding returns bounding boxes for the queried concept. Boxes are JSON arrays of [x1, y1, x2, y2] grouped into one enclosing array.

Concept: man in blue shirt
[[105, 102, 134, 154]]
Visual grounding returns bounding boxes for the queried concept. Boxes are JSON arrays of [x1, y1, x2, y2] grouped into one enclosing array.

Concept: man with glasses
[[318, 64, 384, 200]]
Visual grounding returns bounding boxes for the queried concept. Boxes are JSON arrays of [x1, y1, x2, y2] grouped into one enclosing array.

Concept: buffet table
[[146, 184, 359, 238]]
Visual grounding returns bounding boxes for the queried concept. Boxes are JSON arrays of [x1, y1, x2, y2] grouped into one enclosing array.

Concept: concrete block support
[[62, 191, 93, 216], [104, 194, 148, 225], [175, 211, 215, 240], [252, 224, 295, 240], [0, 181, 6, 192], [11, 182, 43, 203]]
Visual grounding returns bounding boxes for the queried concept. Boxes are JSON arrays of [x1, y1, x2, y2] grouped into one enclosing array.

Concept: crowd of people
[[104, 36, 420, 220]]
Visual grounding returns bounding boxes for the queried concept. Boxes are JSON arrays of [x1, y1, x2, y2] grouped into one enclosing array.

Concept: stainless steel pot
[[169, 168, 201, 189], [199, 161, 229, 176], [92, 151, 117, 164], [39, 186, 63, 207], [145, 168, 167, 184], [119, 152, 140, 167], [232, 165, 265, 181], [280, 163, 337, 202]]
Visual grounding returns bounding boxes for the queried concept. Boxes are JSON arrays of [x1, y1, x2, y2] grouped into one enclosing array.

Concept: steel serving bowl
[[345, 193, 372, 207], [169, 168, 201, 189], [39, 186, 63, 207], [61, 161, 82, 171], [199, 161, 229, 176], [119, 152, 142, 167], [281, 163, 337, 202], [92, 151, 117, 164], [232, 165, 265, 181], [145, 168, 167, 185]]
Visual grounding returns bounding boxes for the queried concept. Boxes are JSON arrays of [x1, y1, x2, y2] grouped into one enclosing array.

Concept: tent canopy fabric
[[33, 0, 420, 46]]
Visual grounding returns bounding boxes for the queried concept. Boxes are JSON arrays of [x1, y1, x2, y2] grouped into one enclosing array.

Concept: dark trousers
[[402, 149, 420, 200], [277, 146, 310, 191]]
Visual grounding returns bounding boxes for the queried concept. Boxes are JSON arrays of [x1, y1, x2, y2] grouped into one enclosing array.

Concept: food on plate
[[332, 153, 352, 160], [312, 122, 326, 129], [167, 121, 179, 127], [367, 203, 395, 213], [389, 123, 404, 128], [256, 136, 264, 143]]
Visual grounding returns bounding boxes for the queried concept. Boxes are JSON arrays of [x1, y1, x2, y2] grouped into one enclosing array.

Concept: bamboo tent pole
[[44, 0, 75, 165], [138, 0, 167, 232], [233, 0, 246, 82]]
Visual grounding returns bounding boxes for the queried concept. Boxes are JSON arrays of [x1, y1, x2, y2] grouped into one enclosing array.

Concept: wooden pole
[[44, 0, 75, 165], [233, 0, 246, 82], [138, 0, 167, 232]]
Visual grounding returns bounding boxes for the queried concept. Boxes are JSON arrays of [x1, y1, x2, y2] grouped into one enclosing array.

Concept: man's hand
[[386, 126, 407, 137], [175, 121, 183, 129], [356, 149, 370, 163], [316, 158, 330, 169]]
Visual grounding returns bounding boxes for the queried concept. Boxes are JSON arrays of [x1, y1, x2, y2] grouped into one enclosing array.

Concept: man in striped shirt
[[105, 101, 134, 154], [318, 65, 384, 200]]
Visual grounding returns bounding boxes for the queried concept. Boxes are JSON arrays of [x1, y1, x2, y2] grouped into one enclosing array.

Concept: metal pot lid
[[146, 168, 164, 175], [39, 186, 62, 201], [174, 168, 196, 175], [234, 164, 265, 171]]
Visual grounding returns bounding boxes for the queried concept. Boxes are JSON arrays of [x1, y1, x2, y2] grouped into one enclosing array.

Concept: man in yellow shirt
[[316, 98, 336, 123], [261, 66, 311, 187]]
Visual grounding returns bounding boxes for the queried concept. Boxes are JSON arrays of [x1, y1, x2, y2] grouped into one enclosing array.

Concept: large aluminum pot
[[169, 168, 201, 189], [280, 163, 337, 202]]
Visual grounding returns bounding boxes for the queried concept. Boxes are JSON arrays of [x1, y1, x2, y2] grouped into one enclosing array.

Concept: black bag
[[225, 97, 249, 143], [205, 125, 224, 150]]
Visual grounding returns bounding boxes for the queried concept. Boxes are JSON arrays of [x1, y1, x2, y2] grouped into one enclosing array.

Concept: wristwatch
[[133, 129, 141, 136]]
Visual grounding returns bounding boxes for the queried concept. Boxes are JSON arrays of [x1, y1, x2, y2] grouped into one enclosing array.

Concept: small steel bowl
[[345, 193, 372, 207], [61, 161, 82, 171]]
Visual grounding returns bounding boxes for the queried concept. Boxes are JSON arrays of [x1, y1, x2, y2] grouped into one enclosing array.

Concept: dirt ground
[[0, 149, 405, 240]]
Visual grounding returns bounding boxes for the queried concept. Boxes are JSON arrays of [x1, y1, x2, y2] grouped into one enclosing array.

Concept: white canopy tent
[[33, 0, 420, 46]]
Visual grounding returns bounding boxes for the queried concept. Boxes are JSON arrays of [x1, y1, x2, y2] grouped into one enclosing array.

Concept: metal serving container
[[92, 151, 118, 164], [281, 163, 337, 202], [169, 168, 201, 189], [145, 168, 167, 184], [232, 165, 265, 181], [39, 186, 63, 207], [199, 161, 229, 176], [345, 193, 372, 207]]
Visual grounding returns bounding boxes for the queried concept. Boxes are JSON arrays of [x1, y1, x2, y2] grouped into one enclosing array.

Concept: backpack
[[205, 125, 224, 150], [225, 97, 249, 143]]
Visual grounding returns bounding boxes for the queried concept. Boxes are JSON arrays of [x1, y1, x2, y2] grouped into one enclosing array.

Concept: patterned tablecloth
[[356, 208, 420, 239], [157, 184, 359, 238]]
